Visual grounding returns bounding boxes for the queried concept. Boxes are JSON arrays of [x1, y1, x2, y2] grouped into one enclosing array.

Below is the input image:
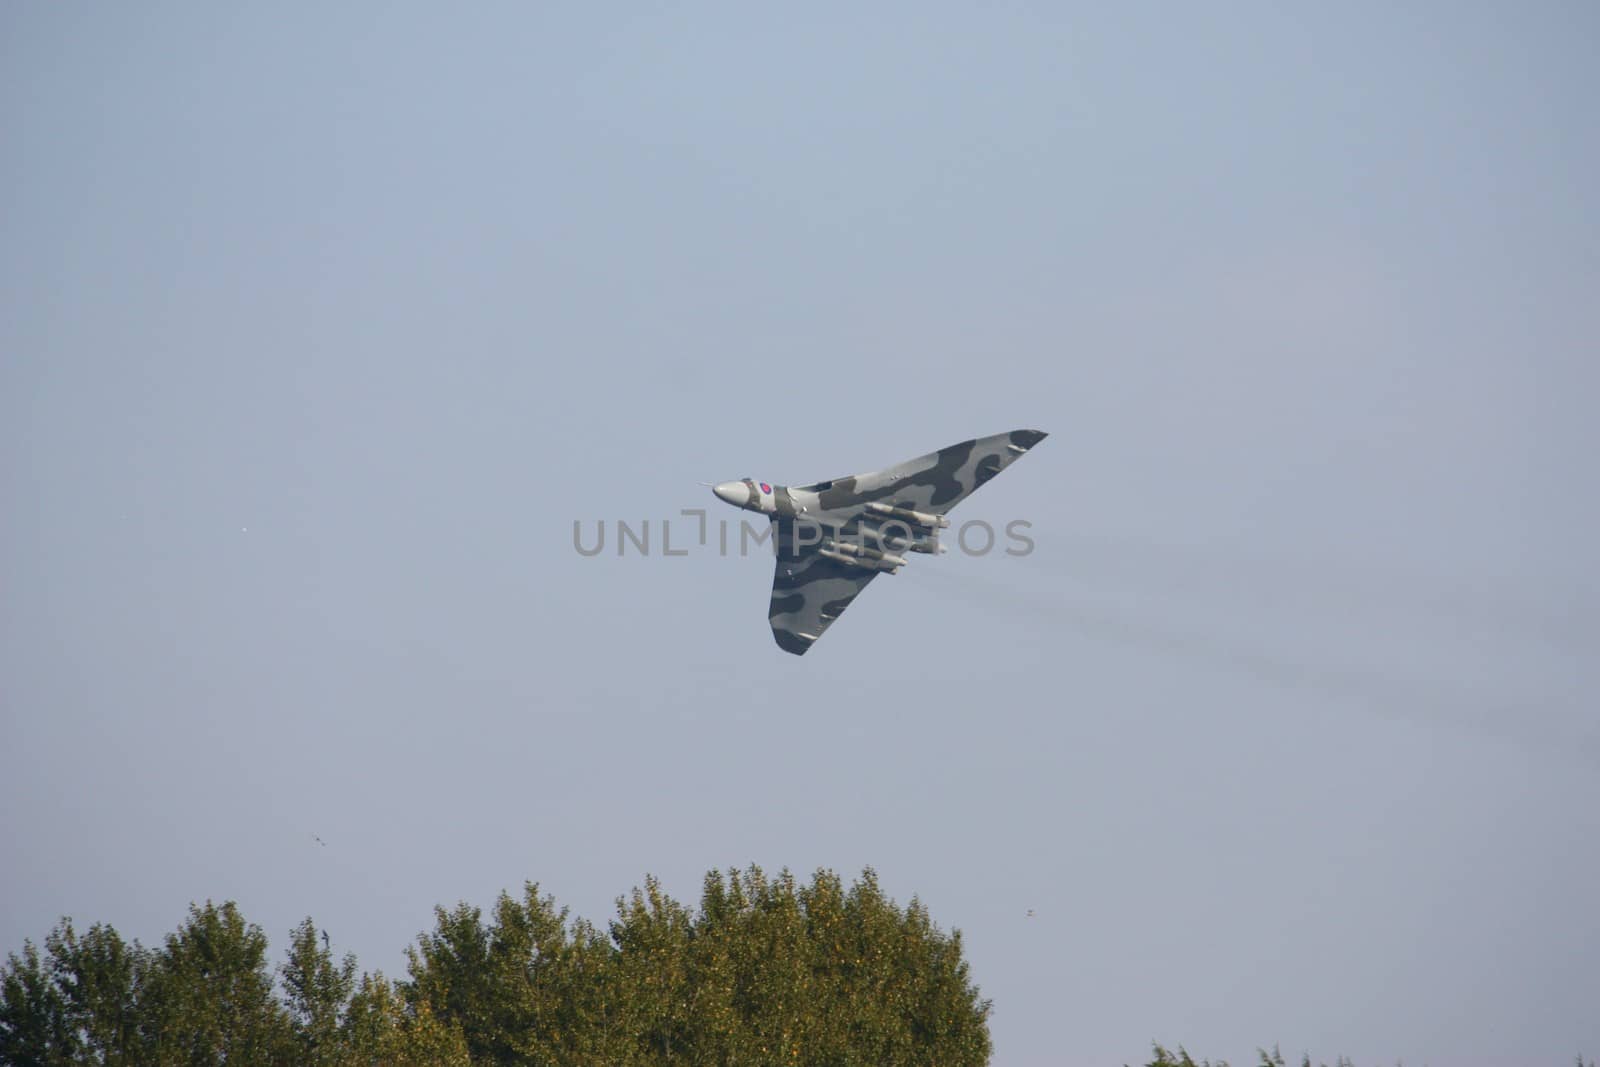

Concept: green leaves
[[398, 865, 992, 1067], [342, 971, 471, 1067], [281, 918, 357, 1065], [47, 920, 139, 1065], [0, 866, 992, 1067], [142, 901, 293, 1065], [0, 938, 71, 1066]]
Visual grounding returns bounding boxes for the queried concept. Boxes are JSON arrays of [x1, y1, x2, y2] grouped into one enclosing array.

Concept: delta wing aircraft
[[711, 429, 1047, 655]]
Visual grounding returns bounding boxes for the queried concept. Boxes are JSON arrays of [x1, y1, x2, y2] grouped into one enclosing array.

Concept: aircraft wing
[[767, 520, 878, 656], [801, 428, 1047, 519]]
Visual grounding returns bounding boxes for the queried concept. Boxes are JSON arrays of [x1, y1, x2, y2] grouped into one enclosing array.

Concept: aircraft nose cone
[[712, 481, 748, 508]]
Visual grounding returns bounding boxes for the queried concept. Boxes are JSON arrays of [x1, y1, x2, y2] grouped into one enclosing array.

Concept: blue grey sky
[[3, 4, 1596, 1065]]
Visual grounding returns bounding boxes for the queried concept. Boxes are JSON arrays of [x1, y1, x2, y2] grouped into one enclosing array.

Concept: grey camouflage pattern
[[713, 429, 1048, 655]]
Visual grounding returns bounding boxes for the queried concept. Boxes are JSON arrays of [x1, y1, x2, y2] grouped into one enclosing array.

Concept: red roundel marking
[[759, 482, 772, 494]]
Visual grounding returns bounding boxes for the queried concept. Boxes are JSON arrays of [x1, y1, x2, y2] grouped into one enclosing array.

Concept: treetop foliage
[[1135, 1042, 1596, 1067], [1, 865, 989, 1067], [9, 876, 1582, 1066]]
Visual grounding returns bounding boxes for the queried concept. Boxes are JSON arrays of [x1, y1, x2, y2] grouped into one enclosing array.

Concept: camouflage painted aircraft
[[712, 429, 1048, 655]]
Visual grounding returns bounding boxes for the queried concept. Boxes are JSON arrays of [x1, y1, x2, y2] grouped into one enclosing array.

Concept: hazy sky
[[3, 5, 1597, 1065]]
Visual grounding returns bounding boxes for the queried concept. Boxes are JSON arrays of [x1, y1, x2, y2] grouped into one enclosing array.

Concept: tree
[[1140, 1045, 1211, 1067], [340, 971, 471, 1067], [1, 920, 149, 1067], [606, 875, 694, 1064], [399, 865, 993, 1067], [0, 939, 72, 1067], [138, 900, 293, 1065], [4, 868, 994, 1066], [48, 920, 142, 1066], [281, 918, 357, 1066], [404, 883, 581, 1065], [1136, 1045, 1453, 1067]]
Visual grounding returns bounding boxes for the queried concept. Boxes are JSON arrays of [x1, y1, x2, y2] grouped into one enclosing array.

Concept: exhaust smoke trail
[[911, 563, 1600, 764], [1040, 531, 1600, 654]]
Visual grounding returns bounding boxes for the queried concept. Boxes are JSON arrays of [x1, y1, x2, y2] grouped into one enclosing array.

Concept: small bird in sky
[[1026, 909, 1035, 918], [313, 834, 326, 847], [321, 930, 330, 951]]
